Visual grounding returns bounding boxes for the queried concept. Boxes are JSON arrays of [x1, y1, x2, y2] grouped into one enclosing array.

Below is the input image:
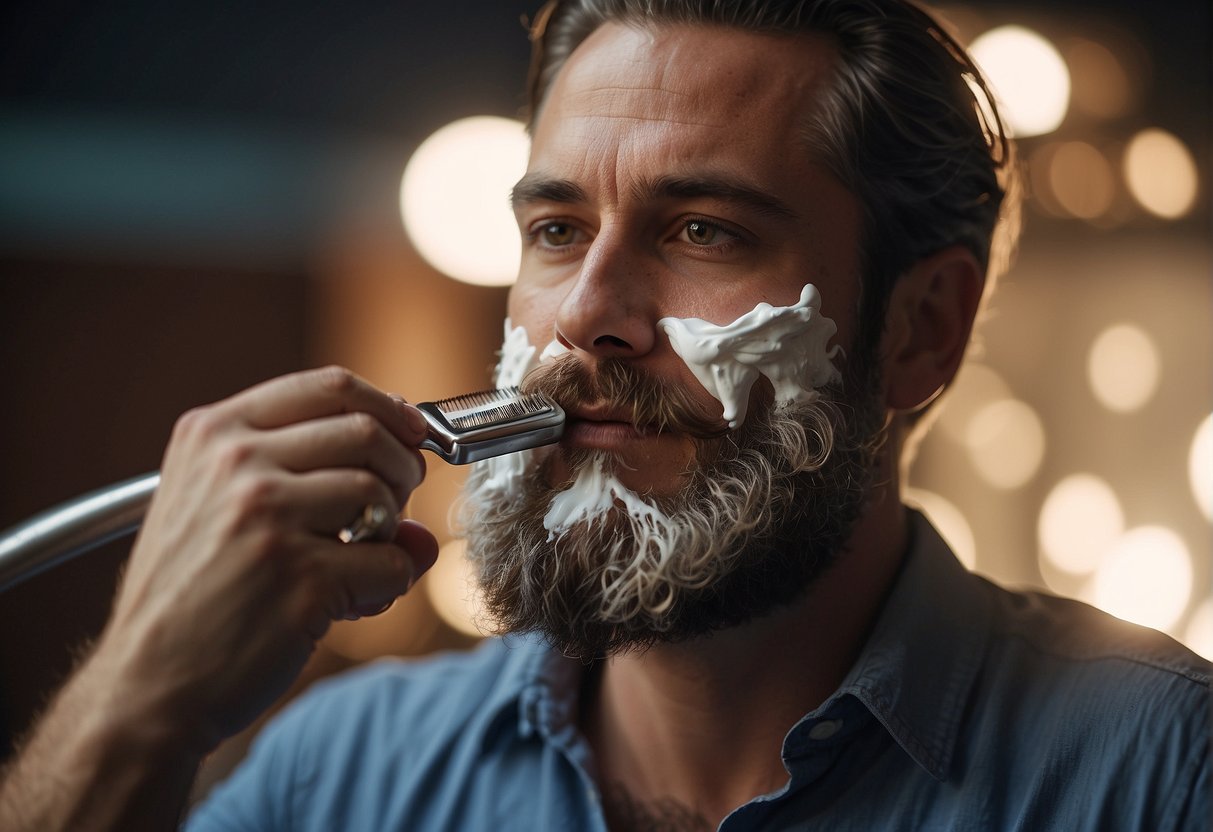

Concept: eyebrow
[[510, 172, 800, 222], [510, 175, 588, 209], [639, 174, 800, 221]]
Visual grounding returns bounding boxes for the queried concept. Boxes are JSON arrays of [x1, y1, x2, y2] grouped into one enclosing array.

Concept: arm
[[0, 366, 439, 831]]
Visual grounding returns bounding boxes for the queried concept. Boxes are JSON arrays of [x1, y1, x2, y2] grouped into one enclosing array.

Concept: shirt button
[[808, 719, 843, 741]]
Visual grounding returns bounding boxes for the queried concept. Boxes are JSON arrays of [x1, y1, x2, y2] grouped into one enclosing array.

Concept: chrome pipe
[[0, 472, 159, 593]]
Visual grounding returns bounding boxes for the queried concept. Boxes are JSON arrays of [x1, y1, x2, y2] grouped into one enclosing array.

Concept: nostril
[[593, 334, 632, 350]]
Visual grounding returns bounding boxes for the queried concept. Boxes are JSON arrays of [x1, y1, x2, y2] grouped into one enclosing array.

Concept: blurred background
[[0, 0, 1208, 796]]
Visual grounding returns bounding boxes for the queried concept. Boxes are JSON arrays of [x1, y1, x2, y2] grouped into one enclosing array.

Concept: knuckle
[[215, 438, 257, 472], [316, 365, 357, 396], [232, 474, 281, 520], [347, 411, 381, 444], [174, 405, 220, 442], [347, 469, 383, 500]]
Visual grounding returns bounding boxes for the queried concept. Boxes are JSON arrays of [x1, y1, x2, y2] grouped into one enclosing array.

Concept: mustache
[[520, 356, 729, 441]]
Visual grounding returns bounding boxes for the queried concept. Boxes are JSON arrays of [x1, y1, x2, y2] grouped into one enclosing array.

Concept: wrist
[[83, 629, 216, 761]]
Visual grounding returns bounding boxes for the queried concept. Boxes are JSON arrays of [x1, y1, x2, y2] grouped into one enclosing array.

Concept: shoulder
[[974, 583, 1208, 813], [951, 582, 1210, 829], [978, 579, 1210, 692]]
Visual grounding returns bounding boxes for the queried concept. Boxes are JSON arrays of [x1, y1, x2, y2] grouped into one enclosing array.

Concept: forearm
[[0, 643, 203, 832]]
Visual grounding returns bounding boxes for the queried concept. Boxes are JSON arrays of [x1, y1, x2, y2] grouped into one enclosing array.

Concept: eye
[[678, 218, 744, 250], [538, 222, 578, 247]]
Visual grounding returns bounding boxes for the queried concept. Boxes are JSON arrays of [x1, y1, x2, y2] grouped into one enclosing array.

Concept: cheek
[[507, 285, 559, 346]]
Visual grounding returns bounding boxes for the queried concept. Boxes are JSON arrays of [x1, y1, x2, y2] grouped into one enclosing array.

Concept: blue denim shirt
[[187, 512, 1211, 830]]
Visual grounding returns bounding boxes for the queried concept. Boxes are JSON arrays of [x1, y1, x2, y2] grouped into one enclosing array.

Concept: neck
[[581, 485, 908, 828]]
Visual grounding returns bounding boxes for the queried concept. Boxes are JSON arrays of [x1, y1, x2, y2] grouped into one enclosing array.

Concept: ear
[[880, 245, 983, 412]]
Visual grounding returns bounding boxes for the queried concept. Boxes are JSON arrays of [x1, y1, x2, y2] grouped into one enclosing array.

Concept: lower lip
[[562, 420, 653, 450]]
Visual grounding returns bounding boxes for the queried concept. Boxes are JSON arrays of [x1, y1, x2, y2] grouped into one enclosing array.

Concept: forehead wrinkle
[[564, 84, 725, 129]]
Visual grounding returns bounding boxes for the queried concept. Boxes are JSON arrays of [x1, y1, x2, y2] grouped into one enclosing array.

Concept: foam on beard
[[477, 285, 841, 536]]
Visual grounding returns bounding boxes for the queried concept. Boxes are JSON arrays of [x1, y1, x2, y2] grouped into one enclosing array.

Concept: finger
[[309, 539, 415, 620], [222, 366, 429, 447], [394, 519, 440, 582], [281, 468, 402, 538], [342, 521, 441, 619], [258, 413, 426, 506]]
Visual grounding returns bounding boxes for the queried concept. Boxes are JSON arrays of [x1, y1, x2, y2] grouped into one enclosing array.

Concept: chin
[[545, 438, 701, 497]]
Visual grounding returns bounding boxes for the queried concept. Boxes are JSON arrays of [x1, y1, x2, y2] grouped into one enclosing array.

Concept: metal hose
[[0, 472, 159, 592]]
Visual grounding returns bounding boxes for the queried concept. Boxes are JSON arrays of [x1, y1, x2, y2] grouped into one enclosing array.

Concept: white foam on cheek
[[543, 456, 671, 539], [495, 320, 538, 388], [477, 320, 559, 493], [658, 283, 842, 428]]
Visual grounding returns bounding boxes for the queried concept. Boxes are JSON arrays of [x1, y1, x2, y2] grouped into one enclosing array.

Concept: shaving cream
[[543, 455, 671, 541], [537, 283, 840, 537], [658, 283, 841, 429], [476, 286, 840, 533], [478, 321, 541, 494]]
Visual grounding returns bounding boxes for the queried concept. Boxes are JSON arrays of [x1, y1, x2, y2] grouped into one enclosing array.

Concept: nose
[[554, 229, 656, 359]]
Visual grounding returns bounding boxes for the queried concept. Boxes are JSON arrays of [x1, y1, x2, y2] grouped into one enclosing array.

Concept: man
[[1, 1, 1208, 829]]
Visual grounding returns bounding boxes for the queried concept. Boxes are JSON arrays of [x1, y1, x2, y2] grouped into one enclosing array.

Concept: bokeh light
[[1123, 128, 1199, 219], [1038, 474, 1124, 575], [1191, 415, 1212, 522], [1087, 323, 1160, 413], [1047, 141, 1116, 221], [400, 116, 530, 286], [905, 488, 977, 570], [424, 538, 487, 638], [970, 25, 1071, 137], [1063, 37, 1134, 120], [1092, 526, 1193, 633], [965, 398, 1046, 489], [938, 362, 1013, 444]]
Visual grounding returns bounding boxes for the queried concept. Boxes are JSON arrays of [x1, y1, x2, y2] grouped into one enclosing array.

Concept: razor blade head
[[418, 387, 565, 465]]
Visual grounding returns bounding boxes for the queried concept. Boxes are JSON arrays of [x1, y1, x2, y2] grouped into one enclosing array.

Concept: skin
[[0, 19, 983, 832], [512, 23, 861, 494], [511, 23, 982, 826], [0, 367, 439, 830]]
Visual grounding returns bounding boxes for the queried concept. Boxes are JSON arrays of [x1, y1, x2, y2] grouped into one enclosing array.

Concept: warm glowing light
[[965, 398, 1046, 489], [1047, 141, 1116, 220], [424, 539, 487, 637], [1124, 128, 1199, 219], [401, 116, 530, 286], [938, 362, 1013, 444], [1064, 38, 1133, 120], [1185, 598, 1213, 661], [1191, 415, 1213, 521], [905, 488, 977, 570], [970, 25, 1071, 137], [1038, 474, 1124, 575], [1087, 323, 1160, 413], [1093, 526, 1193, 633]]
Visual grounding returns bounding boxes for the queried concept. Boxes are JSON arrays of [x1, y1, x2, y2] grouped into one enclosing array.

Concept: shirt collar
[[824, 509, 992, 781], [487, 510, 991, 782]]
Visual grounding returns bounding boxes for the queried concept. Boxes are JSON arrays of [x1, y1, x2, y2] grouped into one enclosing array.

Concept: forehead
[[531, 21, 839, 177]]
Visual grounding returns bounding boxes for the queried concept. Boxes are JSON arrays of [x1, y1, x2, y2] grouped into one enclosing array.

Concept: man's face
[[461, 23, 884, 658], [509, 22, 865, 493]]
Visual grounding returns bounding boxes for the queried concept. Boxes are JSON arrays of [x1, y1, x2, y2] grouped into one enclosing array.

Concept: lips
[[560, 403, 658, 450]]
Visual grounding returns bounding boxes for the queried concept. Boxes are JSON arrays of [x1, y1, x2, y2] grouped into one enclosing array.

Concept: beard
[[458, 353, 886, 661]]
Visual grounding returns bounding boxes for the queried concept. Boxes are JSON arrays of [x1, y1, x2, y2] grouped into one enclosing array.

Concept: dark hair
[[524, 0, 1020, 354]]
